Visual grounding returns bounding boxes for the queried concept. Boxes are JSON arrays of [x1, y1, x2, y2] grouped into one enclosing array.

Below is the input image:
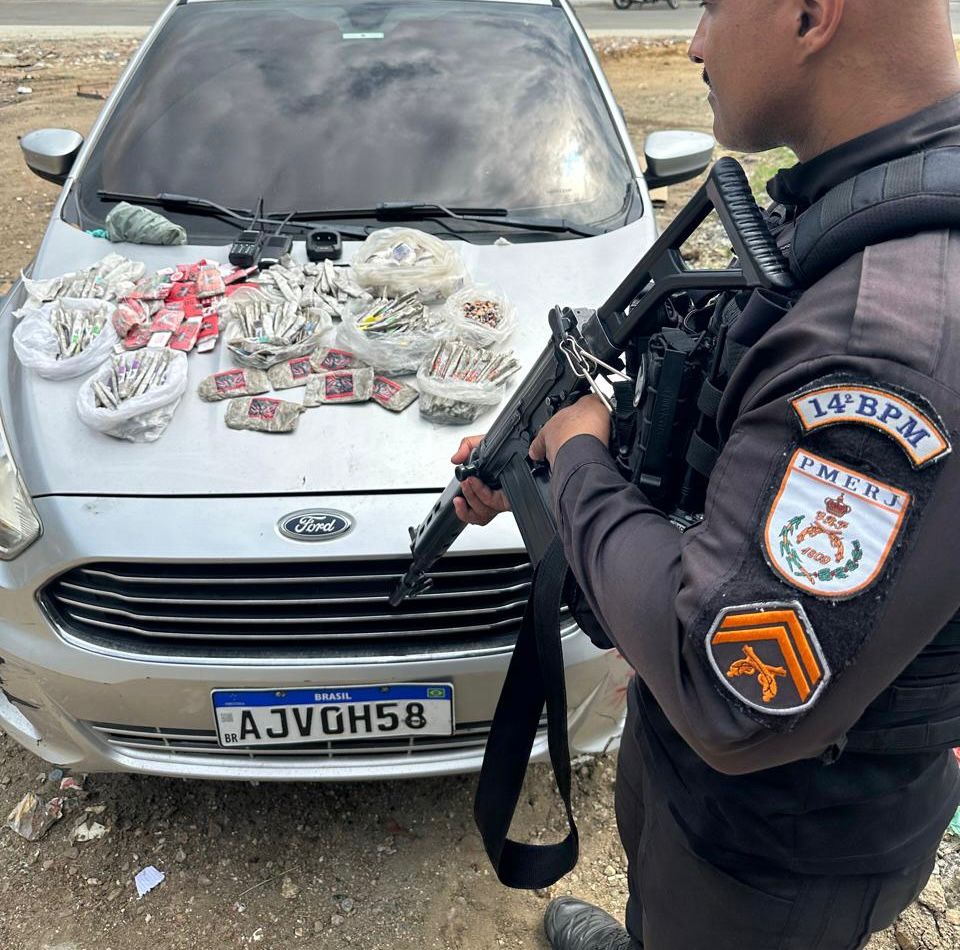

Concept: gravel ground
[[0, 34, 955, 950]]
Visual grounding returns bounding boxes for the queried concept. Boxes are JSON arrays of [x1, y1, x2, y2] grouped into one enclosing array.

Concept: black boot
[[543, 897, 640, 950]]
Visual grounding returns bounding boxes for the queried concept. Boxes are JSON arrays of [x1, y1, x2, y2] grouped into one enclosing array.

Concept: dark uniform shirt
[[551, 93, 960, 875]]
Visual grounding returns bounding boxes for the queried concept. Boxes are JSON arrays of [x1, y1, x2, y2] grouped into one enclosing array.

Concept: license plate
[[211, 683, 454, 747]]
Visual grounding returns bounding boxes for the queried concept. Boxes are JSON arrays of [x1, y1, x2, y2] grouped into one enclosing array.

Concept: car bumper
[[0, 494, 631, 781]]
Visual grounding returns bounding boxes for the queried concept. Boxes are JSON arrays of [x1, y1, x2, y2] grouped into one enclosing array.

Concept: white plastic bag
[[441, 284, 516, 347], [350, 228, 466, 302], [337, 304, 448, 375], [416, 365, 505, 426], [77, 350, 188, 443], [13, 298, 118, 380]]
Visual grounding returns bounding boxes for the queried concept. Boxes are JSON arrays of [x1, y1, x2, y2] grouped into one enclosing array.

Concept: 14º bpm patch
[[764, 448, 911, 599], [790, 379, 951, 469]]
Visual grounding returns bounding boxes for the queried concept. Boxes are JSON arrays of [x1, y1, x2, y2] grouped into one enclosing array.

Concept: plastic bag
[[336, 296, 448, 375], [350, 228, 466, 302], [21, 254, 145, 304], [227, 330, 330, 370], [416, 341, 520, 425], [442, 284, 516, 347], [105, 202, 187, 246], [417, 377, 504, 425], [77, 350, 188, 443], [224, 294, 333, 369], [13, 298, 118, 379]]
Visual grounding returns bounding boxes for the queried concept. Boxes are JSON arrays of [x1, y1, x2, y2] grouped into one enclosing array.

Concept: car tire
[[666, 0, 680, 7], [613, 0, 634, 9]]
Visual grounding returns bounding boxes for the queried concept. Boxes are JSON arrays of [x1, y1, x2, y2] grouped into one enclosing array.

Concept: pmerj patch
[[705, 601, 829, 715], [763, 449, 910, 599], [790, 377, 951, 468]]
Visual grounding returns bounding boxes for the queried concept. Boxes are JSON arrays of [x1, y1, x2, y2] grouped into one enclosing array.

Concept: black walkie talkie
[[259, 211, 295, 269], [229, 197, 266, 268]]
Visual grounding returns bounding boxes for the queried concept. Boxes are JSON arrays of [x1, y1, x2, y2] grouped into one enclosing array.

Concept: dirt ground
[[0, 34, 956, 950]]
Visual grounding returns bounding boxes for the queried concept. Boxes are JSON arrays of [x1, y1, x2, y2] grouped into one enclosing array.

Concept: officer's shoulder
[[786, 229, 957, 388], [841, 230, 957, 385]]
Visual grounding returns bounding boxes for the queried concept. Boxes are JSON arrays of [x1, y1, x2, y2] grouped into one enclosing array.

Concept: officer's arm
[[552, 355, 960, 774]]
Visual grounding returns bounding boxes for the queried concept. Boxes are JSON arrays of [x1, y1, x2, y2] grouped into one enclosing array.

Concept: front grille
[[87, 717, 546, 760], [42, 555, 560, 658]]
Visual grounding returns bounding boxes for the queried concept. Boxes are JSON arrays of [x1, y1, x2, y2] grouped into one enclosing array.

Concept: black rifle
[[389, 157, 795, 889]]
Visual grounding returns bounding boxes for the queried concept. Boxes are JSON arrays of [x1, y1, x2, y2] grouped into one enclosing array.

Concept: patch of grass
[[745, 146, 797, 198]]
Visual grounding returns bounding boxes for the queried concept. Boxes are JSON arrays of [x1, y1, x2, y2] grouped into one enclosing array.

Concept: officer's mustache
[[702, 69, 711, 89]]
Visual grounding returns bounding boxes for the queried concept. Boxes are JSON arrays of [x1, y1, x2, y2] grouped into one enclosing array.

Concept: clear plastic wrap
[[416, 341, 520, 425], [337, 293, 448, 375], [225, 293, 333, 369], [77, 350, 188, 443], [21, 254, 146, 304], [350, 228, 466, 302], [13, 298, 118, 379], [442, 284, 516, 347]]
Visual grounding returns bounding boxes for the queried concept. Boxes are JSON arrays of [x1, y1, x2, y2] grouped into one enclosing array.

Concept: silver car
[[1, 0, 711, 780]]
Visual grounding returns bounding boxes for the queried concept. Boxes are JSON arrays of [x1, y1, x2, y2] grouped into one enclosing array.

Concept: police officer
[[451, 0, 960, 946]]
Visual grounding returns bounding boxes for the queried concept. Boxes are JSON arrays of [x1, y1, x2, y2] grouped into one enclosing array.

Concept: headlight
[[0, 427, 40, 559]]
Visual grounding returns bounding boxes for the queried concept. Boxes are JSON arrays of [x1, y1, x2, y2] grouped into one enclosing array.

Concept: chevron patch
[[705, 602, 829, 715]]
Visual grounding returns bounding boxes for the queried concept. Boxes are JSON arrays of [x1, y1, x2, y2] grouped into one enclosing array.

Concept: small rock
[[197, 874, 212, 887], [340, 897, 354, 913], [918, 877, 947, 914], [331, 914, 345, 927], [281, 876, 300, 900], [174, 848, 186, 863], [107, 886, 122, 901], [16, 86, 31, 95]]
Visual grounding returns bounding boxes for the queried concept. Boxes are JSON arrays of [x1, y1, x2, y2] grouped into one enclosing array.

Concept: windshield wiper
[[98, 190, 256, 225], [267, 202, 600, 238], [96, 191, 370, 238]]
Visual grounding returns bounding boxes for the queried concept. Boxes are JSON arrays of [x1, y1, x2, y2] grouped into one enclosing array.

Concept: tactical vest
[[635, 147, 960, 874]]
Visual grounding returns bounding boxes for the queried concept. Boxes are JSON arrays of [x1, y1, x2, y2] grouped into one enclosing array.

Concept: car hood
[[4, 218, 655, 497]]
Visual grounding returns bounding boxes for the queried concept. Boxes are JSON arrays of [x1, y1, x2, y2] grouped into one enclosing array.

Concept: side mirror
[[20, 128, 84, 185], [643, 130, 715, 190]]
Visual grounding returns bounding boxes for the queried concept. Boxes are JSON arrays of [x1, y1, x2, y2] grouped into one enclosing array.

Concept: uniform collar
[[766, 91, 960, 211]]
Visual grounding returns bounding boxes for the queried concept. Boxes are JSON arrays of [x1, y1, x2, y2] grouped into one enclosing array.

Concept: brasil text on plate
[[763, 449, 911, 599]]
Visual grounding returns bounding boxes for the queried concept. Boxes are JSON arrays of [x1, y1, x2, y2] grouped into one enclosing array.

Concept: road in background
[[0, 0, 959, 33]]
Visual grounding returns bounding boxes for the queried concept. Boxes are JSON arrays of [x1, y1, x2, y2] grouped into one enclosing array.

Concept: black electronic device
[[228, 229, 266, 268], [259, 234, 294, 269], [306, 229, 343, 262], [228, 196, 266, 269]]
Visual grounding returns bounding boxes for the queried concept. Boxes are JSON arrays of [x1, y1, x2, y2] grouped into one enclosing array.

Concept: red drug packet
[[123, 326, 153, 350], [196, 314, 220, 354], [371, 375, 418, 412], [170, 317, 203, 352]]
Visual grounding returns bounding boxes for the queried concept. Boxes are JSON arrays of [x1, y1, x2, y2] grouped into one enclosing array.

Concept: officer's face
[[689, 0, 802, 151]]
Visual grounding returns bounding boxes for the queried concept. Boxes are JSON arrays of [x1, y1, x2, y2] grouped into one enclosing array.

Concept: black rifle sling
[[474, 536, 578, 889]]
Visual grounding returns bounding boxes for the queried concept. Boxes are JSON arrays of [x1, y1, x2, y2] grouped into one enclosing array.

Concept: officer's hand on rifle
[[451, 435, 512, 525], [528, 394, 610, 467]]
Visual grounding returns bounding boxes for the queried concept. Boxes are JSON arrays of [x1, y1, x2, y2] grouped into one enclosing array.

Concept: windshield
[[72, 0, 637, 241]]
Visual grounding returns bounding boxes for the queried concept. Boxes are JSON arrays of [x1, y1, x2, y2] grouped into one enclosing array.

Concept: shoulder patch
[[705, 602, 829, 715], [763, 449, 910, 599], [790, 377, 951, 469]]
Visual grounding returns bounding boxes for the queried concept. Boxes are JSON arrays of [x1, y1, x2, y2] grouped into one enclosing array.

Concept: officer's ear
[[794, 0, 844, 57]]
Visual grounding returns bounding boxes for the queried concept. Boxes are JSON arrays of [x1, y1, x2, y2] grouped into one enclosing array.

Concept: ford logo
[[278, 509, 354, 542]]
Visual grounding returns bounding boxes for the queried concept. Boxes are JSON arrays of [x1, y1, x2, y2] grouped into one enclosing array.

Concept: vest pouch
[[631, 327, 708, 512]]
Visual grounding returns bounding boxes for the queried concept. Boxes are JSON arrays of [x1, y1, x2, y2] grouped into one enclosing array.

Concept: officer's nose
[[688, 17, 706, 64]]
